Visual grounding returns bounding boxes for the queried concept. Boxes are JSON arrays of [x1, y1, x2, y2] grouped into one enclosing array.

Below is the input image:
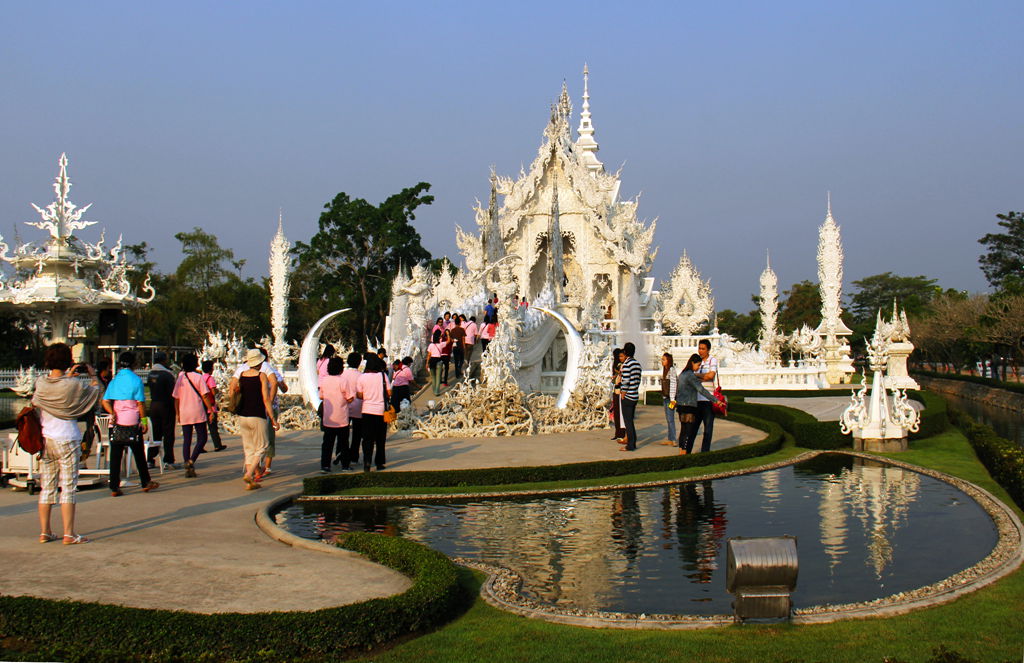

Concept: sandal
[[659, 441, 674, 446], [39, 533, 59, 543], [62, 534, 90, 545]]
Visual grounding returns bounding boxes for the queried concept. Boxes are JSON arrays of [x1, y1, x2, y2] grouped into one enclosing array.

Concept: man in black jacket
[[147, 352, 178, 469]]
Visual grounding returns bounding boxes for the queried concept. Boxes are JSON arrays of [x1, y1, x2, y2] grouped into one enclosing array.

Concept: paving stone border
[[281, 452, 1024, 629]]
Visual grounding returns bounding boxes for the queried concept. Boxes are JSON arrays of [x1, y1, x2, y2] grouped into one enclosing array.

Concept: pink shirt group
[[318, 374, 353, 428], [172, 372, 211, 425], [357, 371, 392, 416], [427, 342, 444, 358]]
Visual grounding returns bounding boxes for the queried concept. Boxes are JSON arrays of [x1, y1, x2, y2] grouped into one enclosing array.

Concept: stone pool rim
[[258, 451, 1024, 628]]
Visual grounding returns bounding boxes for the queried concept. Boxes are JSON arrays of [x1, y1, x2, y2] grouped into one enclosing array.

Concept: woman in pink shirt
[[463, 315, 477, 362], [357, 356, 392, 472], [316, 344, 335, 384], [172, 354, 215, 478], [318, 357, 352, 473], [427, 330, 444, 395], [480, 320, 496, 354], [391, 357, 415, 412]]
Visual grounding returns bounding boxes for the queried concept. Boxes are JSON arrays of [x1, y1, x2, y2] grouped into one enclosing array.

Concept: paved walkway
[[0, 407, 763, 613]]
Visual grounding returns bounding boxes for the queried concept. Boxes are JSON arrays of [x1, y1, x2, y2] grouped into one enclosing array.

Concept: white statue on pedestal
[[840, 312, 920, 452]]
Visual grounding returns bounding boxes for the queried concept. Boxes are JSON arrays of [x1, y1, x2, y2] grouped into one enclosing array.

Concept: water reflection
[[280, 455, 997, 614]]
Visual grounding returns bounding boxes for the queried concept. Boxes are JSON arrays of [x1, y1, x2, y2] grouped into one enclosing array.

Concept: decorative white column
[[268, 211, 292, 367], [816, 195, 854, 383], [758, 253, 781, 362]]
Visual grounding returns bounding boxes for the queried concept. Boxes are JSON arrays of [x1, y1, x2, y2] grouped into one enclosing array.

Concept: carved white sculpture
[[816, 195, 854, 383], [655, 251, 714, 336], [533, 306, 584, 409], [268, 212, 293, 367], [0, 154, 154, 342], [758, 254, 782, 361], [879, 301, 919, 389], [840, 311, 920, 451]]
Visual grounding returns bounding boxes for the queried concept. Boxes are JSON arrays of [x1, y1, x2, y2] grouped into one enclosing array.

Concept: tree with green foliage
[[778, 280, 823, 333], [135, 229, 268, 346], [715, 308, 758, 344], [849, 272, 940, 325], [978, 211, 1024, 293], [292, 184, 433, 345]]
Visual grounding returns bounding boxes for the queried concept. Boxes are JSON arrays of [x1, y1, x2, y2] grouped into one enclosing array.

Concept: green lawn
[[351, 429, 1023, 663]]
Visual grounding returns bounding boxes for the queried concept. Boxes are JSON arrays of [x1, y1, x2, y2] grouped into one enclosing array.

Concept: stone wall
[[915, 375, 1024, 412]]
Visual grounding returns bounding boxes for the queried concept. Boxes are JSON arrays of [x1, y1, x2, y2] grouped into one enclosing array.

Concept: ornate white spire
[[576, 64, 603, 175], [269, 210, 292, 366], [759, 251, 781, 360], [28, 153, 97, 243], [817, 194, 850, 336]]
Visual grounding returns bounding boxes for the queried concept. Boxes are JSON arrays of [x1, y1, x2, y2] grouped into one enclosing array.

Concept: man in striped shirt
[[617, 342, 642, 452]]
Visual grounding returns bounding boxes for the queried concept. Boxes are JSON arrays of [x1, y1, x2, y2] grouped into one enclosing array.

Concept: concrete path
[[0, 406, 764, 613]]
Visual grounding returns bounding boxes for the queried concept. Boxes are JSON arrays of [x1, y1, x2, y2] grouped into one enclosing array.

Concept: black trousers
[[441, 356, 450, 383], [452, 346, 464, 379], [148, 401, 176, 463], [392, 385, 411, 412], [209, 411, 224, 449], [696, 400, 716, 452], [621, 398, 638, 450], [341, 417, 363, 468], [678, 406, 701, 453], [78, 411, 97, 457], [361, 413, 387, 469], [109, 438, 152, 491], [321, 426, 347, 470]]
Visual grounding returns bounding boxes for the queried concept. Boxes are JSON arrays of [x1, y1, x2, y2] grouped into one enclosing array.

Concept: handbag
[[15, 406, 44, 456], [110, 423, 141, 444], [381, 373, 397, 424], [711, 373, 728, 417]]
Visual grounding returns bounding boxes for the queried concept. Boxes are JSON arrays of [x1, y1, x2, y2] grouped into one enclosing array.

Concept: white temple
[[385, 69, 859, 393]]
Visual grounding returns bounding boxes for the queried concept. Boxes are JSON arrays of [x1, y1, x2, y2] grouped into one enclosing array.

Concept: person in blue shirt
[[102, 352, 159, 496]]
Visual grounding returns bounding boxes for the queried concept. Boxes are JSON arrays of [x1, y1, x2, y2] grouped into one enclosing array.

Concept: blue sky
[[1, 1, 1020, 311]]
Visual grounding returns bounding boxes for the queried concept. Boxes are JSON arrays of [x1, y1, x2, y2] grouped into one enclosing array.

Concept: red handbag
[[711, 374, 728, 417]]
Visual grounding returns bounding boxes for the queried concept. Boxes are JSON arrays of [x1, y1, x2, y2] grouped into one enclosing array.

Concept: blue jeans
[[663, 400, 677, 442]]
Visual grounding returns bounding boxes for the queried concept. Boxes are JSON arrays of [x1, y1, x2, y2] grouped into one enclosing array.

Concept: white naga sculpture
[[816, 195, 854, 383], [758, 254, 782, 362], [840, 311, 920, 452], [268, 212, 293, 367], [0, 154, 155, 342], [655, 251, 714, 336]]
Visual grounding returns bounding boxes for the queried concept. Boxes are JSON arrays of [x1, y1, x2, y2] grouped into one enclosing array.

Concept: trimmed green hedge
[[729, 399, 850, 450], [949, 408, 1024, 509], [913, 369, 1024, 396], [0, 532, 470, 663], [304, 414, 784, 495], [908, 390, 950, 439]]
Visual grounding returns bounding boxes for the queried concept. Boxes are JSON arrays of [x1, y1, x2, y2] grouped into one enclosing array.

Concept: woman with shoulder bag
[[229, 349, 279, 489], [102, 351, 160, 497], [31, 343, 102, 544], [172, 354, 215, 478], [427, 330, 444, 396], [674, 353, 721, 455], [357, 356, 392, 472]]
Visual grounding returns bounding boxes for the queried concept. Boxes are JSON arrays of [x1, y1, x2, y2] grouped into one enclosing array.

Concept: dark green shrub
[[729, 399, 850, 450], [305, 416, 784, 495], [950, 408, 1024, 509], [0, 532, 469, 662]]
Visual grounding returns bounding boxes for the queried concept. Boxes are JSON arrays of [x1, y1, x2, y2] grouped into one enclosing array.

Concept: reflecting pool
[[277, 455, 997, 614]]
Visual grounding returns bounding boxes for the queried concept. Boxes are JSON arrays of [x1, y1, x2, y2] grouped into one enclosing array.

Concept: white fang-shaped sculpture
[[758, 253, 782, 361], [655, 251, 714, 336], [268, 212, 292, 367], [840, 310, 920, 452]]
